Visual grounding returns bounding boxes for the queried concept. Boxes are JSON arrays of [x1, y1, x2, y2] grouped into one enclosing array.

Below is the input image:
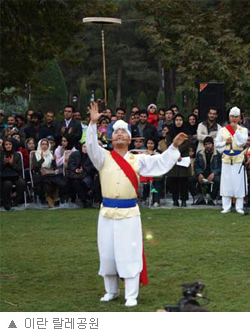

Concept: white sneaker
[[221, 209, 230, 214], [153, 202, 159, 207], [100, 291, 120, 302], [236, 209, 244, 214], [125, 299, 137, 307]]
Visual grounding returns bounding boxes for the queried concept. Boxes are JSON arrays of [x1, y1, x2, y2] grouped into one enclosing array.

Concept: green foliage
[[0, 88, 28, 115], [108, 89, 115, 110], [95, 88, 103, 102], [0, 0, 117, 96], [156, 90, 165, 109], [30, 59, 68, 113], [138, 91, 147, 110], [78, 78, 88, 114], [139, 0, 250, 110], [125, 97, 133, 114]]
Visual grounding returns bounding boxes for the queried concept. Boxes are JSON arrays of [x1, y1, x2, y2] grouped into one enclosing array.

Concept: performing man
[[214, 106, 248, 214], [86, 102, 187, 307]]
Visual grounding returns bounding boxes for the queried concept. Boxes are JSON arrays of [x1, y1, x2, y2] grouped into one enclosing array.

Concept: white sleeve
[[197, 123, 208, 143], [214, 128, 226, 153], [139, 144, 180, 177], [86, 123, 106, 171], [235, 127, 248, 147]]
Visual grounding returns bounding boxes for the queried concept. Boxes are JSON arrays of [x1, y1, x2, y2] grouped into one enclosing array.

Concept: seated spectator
[[67, 142, 96, 207], [194, 137, 222, 205], [11, 133, 29, 169], [54, 134, 76, 174], [0, 138, 26, 210], [167, 114, 190, 207], [25, 137, 36, 154], [147, 104, 158, 128], [0, 138, 3, 150], [47, 135, 56, 153], [186, 114, 198, 147], [31, 139, 66, 208]]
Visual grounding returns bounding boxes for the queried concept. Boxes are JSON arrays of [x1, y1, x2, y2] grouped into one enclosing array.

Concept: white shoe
[[125, 299, 137, 307], [236, 209, 244, 214], [221, 209, 230, 214], [100, 291, 120, 302], [153, 202, 159, 207]]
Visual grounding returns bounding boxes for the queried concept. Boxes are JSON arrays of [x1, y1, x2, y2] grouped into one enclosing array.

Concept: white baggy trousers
[[98, 214, 143, 300]]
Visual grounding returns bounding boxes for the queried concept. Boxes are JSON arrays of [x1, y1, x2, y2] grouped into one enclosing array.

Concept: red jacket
[[147, 113, 158, 128]]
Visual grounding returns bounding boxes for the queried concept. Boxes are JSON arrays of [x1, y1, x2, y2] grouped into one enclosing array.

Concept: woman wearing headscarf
[[0, 138, 26, 210], [167, 114, 191, 207], [54, 134, 76, 174], [186, 114, 198, 147], [32, 138, 65, 207], [67, 142, 96, 207]]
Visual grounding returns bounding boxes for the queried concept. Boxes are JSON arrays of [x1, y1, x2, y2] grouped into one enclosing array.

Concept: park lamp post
[[82, 17, 122, 109]]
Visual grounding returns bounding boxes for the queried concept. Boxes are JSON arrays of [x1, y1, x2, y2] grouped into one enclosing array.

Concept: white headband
[[112, 120, 131, 138], [229, 106, 240, 117]]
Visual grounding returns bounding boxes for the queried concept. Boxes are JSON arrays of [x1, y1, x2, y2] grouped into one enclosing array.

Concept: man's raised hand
[[173, 132, 188, 148], [88, 102, 104, 124]]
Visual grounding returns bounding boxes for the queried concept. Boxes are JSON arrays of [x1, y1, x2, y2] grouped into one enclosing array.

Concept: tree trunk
[[158, 59, 164, 91], [116, 60, 123, 108], [167, 68, 175, 105]]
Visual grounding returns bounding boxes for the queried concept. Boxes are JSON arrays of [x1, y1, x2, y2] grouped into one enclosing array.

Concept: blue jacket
[[194, 148, 222, 176]]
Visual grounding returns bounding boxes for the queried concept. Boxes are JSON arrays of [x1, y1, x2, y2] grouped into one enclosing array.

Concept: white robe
[[86, 123, 180, 278], [214, 127, 248, 198]]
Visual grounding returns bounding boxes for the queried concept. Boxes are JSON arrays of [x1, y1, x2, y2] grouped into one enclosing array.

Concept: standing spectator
[[55, 105, 82, 148], [240, 108, 250, 131], [192, 107, 199, 118], [197, 108, 221, 152], [0, 138, 26, 210], [157, 108, 166, 135], [158, 125, 171, 153], [167, 114, 190, 207], [4, 115, 18, 138], [24, 112, 42, 143], [25, 109, 34, 126], [38, 110, 56, 140], [137, 110, 159, 144], [171, 104, 179, 116], [15, 114, 27, 139], [0, 138, 3, 150], [147, 104, 158, 128], [186, 114, 198, 147], [0, 110, 7, 136]]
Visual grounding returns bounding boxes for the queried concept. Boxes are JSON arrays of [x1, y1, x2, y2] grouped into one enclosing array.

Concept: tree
[[0, 0, 116, 97], [78, 78, 88, 115], [30, 59, 68, 113], [108, 89, 115, 110], [139, 0, 250, 110], [138, 91, 147, 110], [156, 90, 165, 109]]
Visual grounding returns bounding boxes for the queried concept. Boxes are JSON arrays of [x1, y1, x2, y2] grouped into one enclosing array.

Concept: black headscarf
[[186, 114, 198, 136], [170, 114, 188, 140]]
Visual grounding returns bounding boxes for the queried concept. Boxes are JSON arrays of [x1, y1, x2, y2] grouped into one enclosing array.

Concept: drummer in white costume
[[214, 106, 248, 214], [86, 102, 187, 307]]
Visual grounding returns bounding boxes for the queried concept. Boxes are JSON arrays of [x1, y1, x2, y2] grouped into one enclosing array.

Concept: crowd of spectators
[[0, 103, 249, 211]]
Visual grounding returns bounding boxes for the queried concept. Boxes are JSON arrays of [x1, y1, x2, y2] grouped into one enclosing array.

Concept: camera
[[165, 281, 209, 312]]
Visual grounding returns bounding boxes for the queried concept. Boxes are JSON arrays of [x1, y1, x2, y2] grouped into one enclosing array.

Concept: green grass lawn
[[0, 208, 249, 312]]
